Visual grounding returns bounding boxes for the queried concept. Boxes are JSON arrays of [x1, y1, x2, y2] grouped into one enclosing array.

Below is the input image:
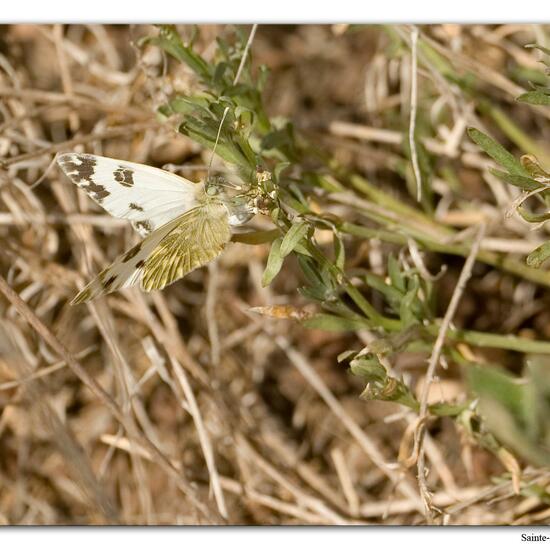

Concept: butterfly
[[57, 153, 258, 305]]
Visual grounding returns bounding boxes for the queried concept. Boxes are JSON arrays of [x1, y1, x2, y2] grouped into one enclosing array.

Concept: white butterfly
[[57, 153, 257, 304]]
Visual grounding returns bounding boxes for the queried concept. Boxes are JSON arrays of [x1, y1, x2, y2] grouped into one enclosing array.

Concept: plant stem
[[343, 282, 402, 332], [348, 175, 450, 235], [441, 327, 550, 354], [340, 222, 550, 289]]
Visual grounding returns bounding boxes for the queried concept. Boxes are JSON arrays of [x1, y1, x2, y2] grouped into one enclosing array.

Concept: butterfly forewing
[[58, 153, 200, 236]]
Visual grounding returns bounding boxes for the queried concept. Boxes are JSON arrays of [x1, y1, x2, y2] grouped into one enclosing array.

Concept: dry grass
[[1, 24, 550, 525]]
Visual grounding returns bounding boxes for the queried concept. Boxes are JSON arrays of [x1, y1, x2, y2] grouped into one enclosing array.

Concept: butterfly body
[[57, 153, 257, 304]]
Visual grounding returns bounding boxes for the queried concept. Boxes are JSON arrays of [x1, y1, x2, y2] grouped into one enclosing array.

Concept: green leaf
[[296, 255, 321, 285], [517, 207, 550, 224], [232, 229, 280, 245], [261, 122, 300, 162], [489, 169, 542, 192], [180, 115, 252, 170], [213, 62, 230, 87], [262, 237, 284, 286], [287, 182, 309, 210], [277, 188, 310, 215], [364, 272, 404, 312], [468, 364, 526, 422], [467, 127, 528, 177], [291, 241, 313, 257], [517, 91, 550, 106], [234, 106, 255, 138], [400, 277, 420, 328], [280, 221, 310, 257], [388, 253, 406, 293], [164, 94, 214, 116], [429, 402, 469, 417], [527, 241, 550, 268], [273, 161, 291, 183], [144, 26, 211, 80], [297, 256, 333, 300], [350, 356, 386, 381], [467, 362, 550, 466], [351, 355, 420, 410], [333, 233, 346, 271]]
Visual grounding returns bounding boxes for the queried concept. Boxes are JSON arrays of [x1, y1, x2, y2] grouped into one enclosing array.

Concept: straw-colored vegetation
[[1, 24, 550, 525]]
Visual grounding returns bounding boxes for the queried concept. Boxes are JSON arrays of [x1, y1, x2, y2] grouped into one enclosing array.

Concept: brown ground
[[1, 24, 550, 525]]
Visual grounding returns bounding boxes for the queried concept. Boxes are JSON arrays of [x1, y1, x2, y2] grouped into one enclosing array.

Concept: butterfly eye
[[206, 184, 220, 196]]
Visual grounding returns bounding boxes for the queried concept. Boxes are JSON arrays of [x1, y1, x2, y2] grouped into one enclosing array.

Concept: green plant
[[142, 26, 550, 476], [517, 45, 550, 107]]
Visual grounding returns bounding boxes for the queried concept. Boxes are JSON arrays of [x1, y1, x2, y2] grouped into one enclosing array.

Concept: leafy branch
[[142, 26, 550, 470]]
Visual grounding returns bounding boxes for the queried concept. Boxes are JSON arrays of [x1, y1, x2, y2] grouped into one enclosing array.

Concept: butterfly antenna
[[206, 106, 230, 184], [206, 24, 259, 184]]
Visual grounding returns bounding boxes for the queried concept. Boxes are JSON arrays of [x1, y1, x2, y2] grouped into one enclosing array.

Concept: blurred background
[[1, 24, 550, 525]]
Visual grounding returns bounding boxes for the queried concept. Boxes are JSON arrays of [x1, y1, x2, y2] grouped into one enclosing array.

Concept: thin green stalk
[[438, 326, 550, 354], [348, 175, 452, 236], [341, 222, 550, 289], [343, 282, 402, 332], [424, 240, 550, 289], [340, 222, 408, 246]]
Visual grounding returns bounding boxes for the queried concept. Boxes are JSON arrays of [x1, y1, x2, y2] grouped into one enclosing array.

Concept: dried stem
[[415, 223, 486, 520]]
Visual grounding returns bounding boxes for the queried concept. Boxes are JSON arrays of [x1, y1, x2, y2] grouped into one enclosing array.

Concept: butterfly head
[[205, 175, 246, 196]]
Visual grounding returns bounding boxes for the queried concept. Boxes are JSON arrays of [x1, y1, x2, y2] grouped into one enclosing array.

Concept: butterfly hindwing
[[71, 214, 186, 304], [71, 203, 231, 304], [142, 202, 231, 291], [57, 153, 200, 236]]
